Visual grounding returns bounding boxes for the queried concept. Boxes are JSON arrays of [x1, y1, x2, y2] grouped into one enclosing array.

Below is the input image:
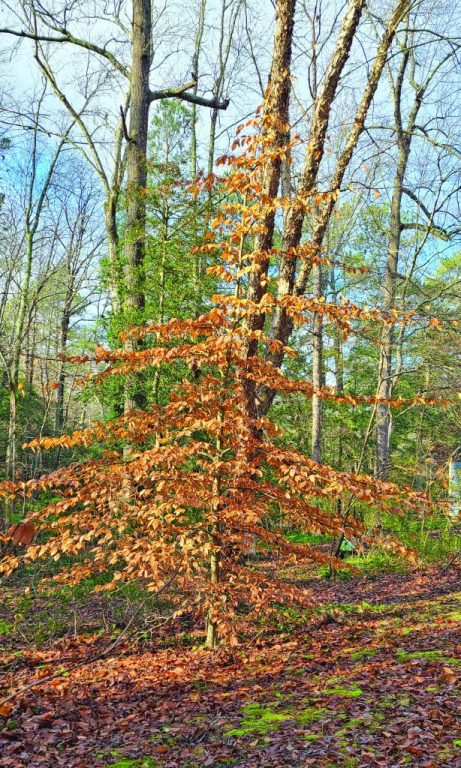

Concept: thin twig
[[0, 571, 178, 710]]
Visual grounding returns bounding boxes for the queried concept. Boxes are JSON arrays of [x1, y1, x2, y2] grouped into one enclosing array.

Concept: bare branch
[[0, 27, 129, 78]]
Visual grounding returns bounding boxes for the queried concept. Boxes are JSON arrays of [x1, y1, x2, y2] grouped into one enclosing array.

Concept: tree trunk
[[124, 0, 151, 327], [5, 382, 17, 484], [311, 260, 324, 463], [55, 298, 72, 438], [190, 0, 206, 179], [104, 193, 123, 316], [331, 269, 344, 470], [205, 541, 220, 649], [243, 0, 295, 420], [6, 229, 34, 489], [257, 0, 411, 418], [123, 0, 152, 412]]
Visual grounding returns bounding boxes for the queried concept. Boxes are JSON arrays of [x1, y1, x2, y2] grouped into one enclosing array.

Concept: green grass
[[285, 531, 333, 545]]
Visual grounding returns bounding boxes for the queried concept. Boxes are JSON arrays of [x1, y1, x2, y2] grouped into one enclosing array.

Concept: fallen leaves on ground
[[0, 566, 460, 767]]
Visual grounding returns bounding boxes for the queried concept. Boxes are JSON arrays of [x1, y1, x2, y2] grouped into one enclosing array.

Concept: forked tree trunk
[[257, 0, 411, 417]]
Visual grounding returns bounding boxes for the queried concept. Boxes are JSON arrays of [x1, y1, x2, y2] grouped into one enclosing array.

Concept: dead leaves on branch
[[0, 105, 448, 644]]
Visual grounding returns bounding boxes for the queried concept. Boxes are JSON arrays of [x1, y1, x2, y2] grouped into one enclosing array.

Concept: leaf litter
[[0, 565, 460, 767]]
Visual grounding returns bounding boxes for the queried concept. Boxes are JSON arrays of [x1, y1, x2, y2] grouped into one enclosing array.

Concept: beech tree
[[0, 111, 440, 648]]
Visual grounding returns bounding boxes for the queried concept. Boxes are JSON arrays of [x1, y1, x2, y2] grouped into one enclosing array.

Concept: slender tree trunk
[[55, 293, 72, 437], [205, 531, 220, 649], [311, 260, 324, 463], [331, 269, 344, 470], [206, 407, 223, 650], [190, 0, 207, 177], [374, 30, 424, 478], [152, 205, 168, 405], [6, 229, 34, 485], [104, 193, 123, 315], [242, 0, 296, 421], [5, 382, 17, 484], [190, 0, 207, 304], [374, 141, 407, 479]]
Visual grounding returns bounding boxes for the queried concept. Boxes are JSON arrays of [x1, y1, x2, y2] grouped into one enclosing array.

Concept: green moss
[[295, 706, 328, 725], [0, 620, 13, 636], [396, 649, 460, 665], [304, 733, 322, 741], [106, 760, 157, 768], [454, 740, 461, 747], [225, 701, 327, 737], [324, 686, 363, 698], [192, 681, 208, 691], [323, 602, 389, 616], [335, 717, 364, 735], [224, 703, 290, 736], [378, 694, 396, 709], [350, 648, 377, 660]]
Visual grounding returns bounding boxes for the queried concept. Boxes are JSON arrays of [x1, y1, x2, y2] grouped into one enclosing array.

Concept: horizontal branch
[[149, 79, 229, 110], [400, 222, 450, 240]]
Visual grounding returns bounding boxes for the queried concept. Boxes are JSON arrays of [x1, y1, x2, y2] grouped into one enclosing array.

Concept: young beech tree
[[0, 112, 440, 648]]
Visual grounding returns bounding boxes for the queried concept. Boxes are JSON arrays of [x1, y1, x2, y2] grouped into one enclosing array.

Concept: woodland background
[[0, 0, 459, 497], [0, 1, 460, 766]]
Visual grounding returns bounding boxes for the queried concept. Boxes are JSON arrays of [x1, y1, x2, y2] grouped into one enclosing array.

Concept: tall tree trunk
[[124, 0, 151, 326], [190, 0, 207, 304], [190, 0, 205, 180], [6, 229, 34, 486], [123, 0, 152, 411], [243, 0, 296, 419], [311, 260, 324, 463], [55, 297, 72, 437], [104, 192, 123, 316], [206, 406, 223, 649], [374, 147, 406, 478], [257, 0, 411, 417], [331, 269, 344, 470], [374, 28, 431, 478]]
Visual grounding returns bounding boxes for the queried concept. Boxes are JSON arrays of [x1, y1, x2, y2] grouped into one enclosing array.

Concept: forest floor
[[0, 564, 460, 768]]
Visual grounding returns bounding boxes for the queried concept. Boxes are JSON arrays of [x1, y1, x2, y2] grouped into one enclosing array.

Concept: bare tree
[[374, 16, 461, 478]]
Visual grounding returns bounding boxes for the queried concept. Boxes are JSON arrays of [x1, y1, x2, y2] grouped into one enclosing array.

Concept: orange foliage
[[0, 108, 443, 645]]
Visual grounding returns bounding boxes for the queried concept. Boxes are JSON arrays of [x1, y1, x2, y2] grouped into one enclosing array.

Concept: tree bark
[[243, 0, 296, 419], [124, 0, 152, 328], [311, 260, 324, 463], [257, 0, 411, 417]]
